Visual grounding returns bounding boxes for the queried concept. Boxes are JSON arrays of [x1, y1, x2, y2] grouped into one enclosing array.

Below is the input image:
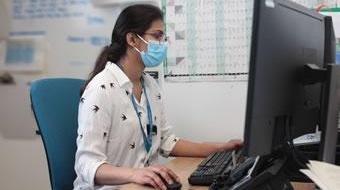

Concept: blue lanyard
[[130, 81, 153, 153]]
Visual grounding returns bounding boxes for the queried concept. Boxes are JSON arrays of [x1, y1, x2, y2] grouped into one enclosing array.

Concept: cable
[[285, 116, 308, 169]]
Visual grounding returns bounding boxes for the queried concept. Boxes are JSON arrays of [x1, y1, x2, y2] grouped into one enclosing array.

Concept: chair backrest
[[30, 78, 84, 190]]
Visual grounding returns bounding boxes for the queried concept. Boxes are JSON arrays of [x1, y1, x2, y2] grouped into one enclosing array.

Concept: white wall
[[164, 81, 246, 142], [0, 0, 9, 39], [0, 83, 51, 190]]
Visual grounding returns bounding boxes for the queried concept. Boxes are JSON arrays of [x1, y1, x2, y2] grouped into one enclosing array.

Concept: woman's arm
[[94, 164, 134, 185], [169, 139, 243, 157]]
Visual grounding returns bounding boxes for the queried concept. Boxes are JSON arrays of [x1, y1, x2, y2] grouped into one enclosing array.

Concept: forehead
[[146, 19, 164, 31]]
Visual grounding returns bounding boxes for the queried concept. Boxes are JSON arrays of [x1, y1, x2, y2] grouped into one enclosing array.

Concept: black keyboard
[[188, 150, 235, 185]]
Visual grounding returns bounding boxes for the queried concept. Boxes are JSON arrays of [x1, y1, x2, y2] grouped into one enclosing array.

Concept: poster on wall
[[8, 0, 121, 77], [0, 37, 45, 72]]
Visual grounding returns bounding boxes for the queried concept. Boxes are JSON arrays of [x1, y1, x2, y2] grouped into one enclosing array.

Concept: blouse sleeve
[[158, 92, 180, 157], [74, 84, 112, 187]]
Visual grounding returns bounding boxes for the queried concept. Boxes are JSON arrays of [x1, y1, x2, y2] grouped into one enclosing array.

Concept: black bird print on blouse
[[92, 105, 99, 113], [157, 93, 161, 100], [80, 97, 85, 103], [129, 142, 136, 149], [138, 112, 142, 117], [110, 83, 115, 88], [100, 84, 106, 89], [159, 149, 165, 155], [121, 114, 127, 121], [125, 90, 130, 96], [173, 138, 178, 142]]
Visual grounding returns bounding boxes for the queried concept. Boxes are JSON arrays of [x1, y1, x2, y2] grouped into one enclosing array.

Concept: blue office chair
[[30, 78, 84, 190]]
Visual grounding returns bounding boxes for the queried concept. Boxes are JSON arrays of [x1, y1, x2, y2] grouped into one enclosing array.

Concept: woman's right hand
[[129, 165, 180, 190]]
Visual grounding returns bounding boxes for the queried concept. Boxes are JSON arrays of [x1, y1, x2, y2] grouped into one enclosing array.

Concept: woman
[[74, 4, 242, 190]]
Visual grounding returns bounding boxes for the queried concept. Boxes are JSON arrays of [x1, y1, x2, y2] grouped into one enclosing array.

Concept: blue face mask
[[133, 34, 168, 67]]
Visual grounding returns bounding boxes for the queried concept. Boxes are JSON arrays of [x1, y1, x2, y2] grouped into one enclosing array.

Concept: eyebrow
[[149, 30, 164, 34]]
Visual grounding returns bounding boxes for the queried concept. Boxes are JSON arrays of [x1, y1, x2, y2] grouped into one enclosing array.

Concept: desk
[[121, 157, 315, 190]]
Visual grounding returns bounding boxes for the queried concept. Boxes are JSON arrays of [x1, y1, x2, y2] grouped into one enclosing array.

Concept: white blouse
[[73, 62, 179, 190]]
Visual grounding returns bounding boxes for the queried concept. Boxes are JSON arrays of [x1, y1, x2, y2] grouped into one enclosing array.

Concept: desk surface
[[121, 157, 315, 190]]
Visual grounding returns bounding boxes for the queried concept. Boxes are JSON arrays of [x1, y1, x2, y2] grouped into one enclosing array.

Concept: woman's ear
[[126, 32, 139, 47]]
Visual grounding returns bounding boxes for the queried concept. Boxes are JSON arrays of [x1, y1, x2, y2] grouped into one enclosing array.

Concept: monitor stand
[[299, 63, 340, 163]]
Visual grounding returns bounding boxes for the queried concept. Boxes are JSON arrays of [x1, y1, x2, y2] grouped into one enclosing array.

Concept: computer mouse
[[158, 173, 182, 190], [166, 181, 182, 190]]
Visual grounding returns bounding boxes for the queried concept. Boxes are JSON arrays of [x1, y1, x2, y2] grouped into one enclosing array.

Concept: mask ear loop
[[136, 34, 149, 44], [133, 46, 142, 53], [132, 34, 149, 53]]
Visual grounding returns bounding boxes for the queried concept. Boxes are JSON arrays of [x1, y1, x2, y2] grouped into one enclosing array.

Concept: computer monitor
[[243, 0, 340, 164]]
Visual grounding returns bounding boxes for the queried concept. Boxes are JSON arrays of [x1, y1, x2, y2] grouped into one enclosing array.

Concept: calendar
[[161, 0, 331, 82], [162, 0, 252, 82]]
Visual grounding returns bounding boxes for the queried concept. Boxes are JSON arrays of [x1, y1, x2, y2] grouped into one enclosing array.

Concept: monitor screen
[[244, 0, 331, 157]]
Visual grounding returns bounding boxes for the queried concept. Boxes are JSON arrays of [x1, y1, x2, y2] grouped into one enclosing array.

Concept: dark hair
[[81, 4, 163, 94]]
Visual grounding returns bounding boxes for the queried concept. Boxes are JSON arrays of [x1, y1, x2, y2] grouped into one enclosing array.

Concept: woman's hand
[[315, 3, 327, 12], [217, 139, 243, 152], [129, 165, 180, 190], [228, 139, 244, 149]]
